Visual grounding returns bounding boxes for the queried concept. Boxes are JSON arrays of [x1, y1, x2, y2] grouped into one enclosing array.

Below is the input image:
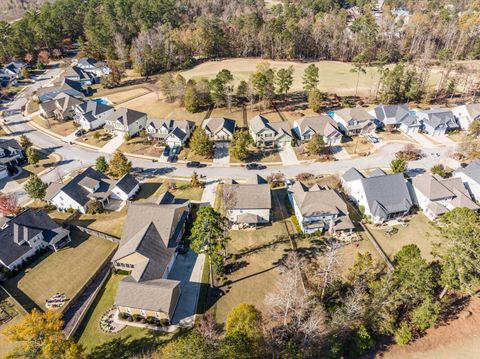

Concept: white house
[[0, 139, 26, 179], [46, 167, 140, 213], [0, 209, 70, 271], [64, 66, 96, 85], [104, 108, 148, 137], [288, 181, 354, 234], [146, 119, 195, 147], [76, 58, 111, 77], [454, 160, 480, 201], [74, 100, 115, 131], [293, 115, 342, 145], [331, 107, 375, 136], [452, 104, 480, 130], [411, 173, 479, 220], [342, 167, 414, 224], [416, 108, 459, 136], [249, 115, 293, 147], [202, 117, 236, 141], [369, 104, 421, 134], [223, 176, 271, 227]]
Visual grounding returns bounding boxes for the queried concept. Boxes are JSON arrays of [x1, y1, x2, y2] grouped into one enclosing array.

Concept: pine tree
[[24, 175, 47, 200], [189, 128, 214, 158], [109, 151, 131, 178], [95, 156, 108, 173]]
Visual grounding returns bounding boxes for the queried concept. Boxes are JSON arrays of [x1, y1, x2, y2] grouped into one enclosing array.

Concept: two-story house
[[39, 92, 84, 121], [46, 167, 140, 213], [201, 117, 236, 141], [342, 167, 414, 224], [76, 58, 111, 77], [0, 209, 70, 271], [249, 115, 293, 147], [104, 108, 148, 137], [454, 159, 480, 201], [64, 66, 96, 86], [331, 107, 375, 136], [0, 139, 25, 179], [412, 173, 479, 220], [288, 181, 354, 234], [146, 119, 195, 147], [36, 77, 86, 103], [292, 115, 342, 145], [416, 108, 459, 136], [74, 100, 115, 131], [223, 176, 272, 228], [452, 104, 480, 130], [369, 104, 421, 134], [112, 193, 189, 324]]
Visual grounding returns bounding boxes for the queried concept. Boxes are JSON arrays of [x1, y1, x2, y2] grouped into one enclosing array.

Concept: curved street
[[1, 67, 457, 202]]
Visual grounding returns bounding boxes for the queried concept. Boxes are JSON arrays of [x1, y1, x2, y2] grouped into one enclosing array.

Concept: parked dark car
[[163, 146, 170, 156], [172, 145, 181, 155], [246, 162, 265, 170], [167, 154, 177, 163], [74, 129, 85, 137], [186, 161, 201, 168]]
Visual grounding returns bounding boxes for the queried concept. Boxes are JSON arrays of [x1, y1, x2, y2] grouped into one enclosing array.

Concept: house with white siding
[[104, 108, 148, 137], [46, 167, 139, 213], [292, 115, 342, 145], [412, 173, 479, 220], [452, 104, 480, 130], [74, 100, 115, 131], [146, 119, 195, 147], [0, 209, 70, 271], [249, 115, 293, 147], [454, 160, 480, 201], [331, 107, 375, 136], [202, 117, 236, 141], [369, 104, 421, 134], [416, 108, 459, 136], [288, 181, 354, 234], [223, 176, 271, 227], [76, 58, 111, 77], [342, 167, 413, 224]]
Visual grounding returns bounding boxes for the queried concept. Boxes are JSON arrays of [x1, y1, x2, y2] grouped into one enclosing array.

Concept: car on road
[[246, 162, 266, 170], [74, 129, 85, 137], [163, 146, 170, 156], [186, 161, 202, 168]]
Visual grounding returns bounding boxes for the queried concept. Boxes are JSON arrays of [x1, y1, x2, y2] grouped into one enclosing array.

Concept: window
[[140, 309, 146, 316]]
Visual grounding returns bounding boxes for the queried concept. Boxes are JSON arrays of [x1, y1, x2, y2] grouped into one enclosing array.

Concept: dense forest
[[1, 0, 480, 76]]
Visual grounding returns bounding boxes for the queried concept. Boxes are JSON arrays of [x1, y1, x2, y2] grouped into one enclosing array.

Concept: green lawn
[[213, 188, 296, 323], [4, 232, 117, 312], [15, 151, 57, 184], [366, 213, 440, 262], [76, 274, 174, 357], [148, 180, 204, 202]]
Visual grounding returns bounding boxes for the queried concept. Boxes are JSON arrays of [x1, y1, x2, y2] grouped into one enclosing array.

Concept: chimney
[[13, 223, 20, 244]]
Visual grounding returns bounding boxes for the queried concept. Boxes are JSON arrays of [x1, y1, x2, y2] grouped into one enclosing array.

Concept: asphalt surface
[[0, 66, 457, 202]]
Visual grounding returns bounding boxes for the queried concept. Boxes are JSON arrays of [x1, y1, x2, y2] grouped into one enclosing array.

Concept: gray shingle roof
[[422, 109, 459, 130], [202, 117, 235, 136], [115, 174, 139, 194], [105, 108, 146, 128], [77, 100, 114, 118], [456, 159, 480, 183], [342, 167, 365, 182], [335, 107, 375, 123], [223, 183, 271, 210], [372, 104, 411, 125], [295, 115, 340, 137]]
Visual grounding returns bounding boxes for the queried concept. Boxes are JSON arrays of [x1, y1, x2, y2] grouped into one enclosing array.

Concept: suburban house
[[0, 139, 25, 179], [331, 107, 375, 136], [112, 193, 189, 323], [74, 100, 115, 131], [292, 115, 342, 145], [202, 117, 236, 141], [76, 57, 111, 77], [146, 119, 195, 147], [64, 66, 96, 85], [249, 115, 293, 147], [452, 104, 480, 130], [342, 167, 414, 223], [411, 173, 479, 220], [454, 159, 480, 201], [369, 104, 420, 134], [2, 61, 25, 81], [0, 209, 70, 271], [0, 68, 16, 87], [39, 93, 84, 121], [104, 108, 148, 137], [46, 167, 140, 213], [223, 176, 271, 227], [416, 108, 459, 136], [37, 78, 86, 103], [288, 181, 355, 234]]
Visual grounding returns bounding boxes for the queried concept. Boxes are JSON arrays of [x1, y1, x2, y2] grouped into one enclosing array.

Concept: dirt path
[[378, 294, 480, 359]]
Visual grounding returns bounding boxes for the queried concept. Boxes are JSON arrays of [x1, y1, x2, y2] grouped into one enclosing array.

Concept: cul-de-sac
[[0, 1, 479, 358]]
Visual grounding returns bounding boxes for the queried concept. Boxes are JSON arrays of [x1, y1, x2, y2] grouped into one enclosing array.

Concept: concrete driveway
[[169, 250, 206, 325], [279, 144, 299, 165], [213, 142, 230, 167], [100, 134, 124, 154]]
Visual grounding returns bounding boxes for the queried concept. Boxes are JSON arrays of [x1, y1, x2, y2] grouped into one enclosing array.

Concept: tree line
[[1, 0, 480, 75]]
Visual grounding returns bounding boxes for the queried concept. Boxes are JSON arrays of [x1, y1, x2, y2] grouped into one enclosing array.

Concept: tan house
[[112, 193, 189, 323], [202, 117, 236, 141]]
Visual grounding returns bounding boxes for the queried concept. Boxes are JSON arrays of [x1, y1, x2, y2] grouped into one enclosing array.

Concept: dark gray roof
[[361, 172, 413, 218], [295, 115, 340, 137], [0, 139, 22, 152], [372, 104, 411, 125], [0, 209, 65, 267], [202, 117, 236, 136], [342, 167, 365, 182], [65, 66, 92, 81], [106, 108, 146, 128], [115, 174, 139, 194], [77, 100, 114, 118], [369, 168, 386, 177], [422, 109, 459, 130], [455, 159, 480, 183]]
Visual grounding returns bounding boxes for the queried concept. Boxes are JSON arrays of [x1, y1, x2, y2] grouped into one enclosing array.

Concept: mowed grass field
[[4, 232, 117, 311], [180, 59, 445, 97]]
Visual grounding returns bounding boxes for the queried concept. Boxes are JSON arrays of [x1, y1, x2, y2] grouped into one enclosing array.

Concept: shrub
[[132, 314, 142, 322], [160, 319, 170, 327], [118, 312, 127, 320], [394, 322, 413, 345], [146, 316, 156, 324], [295, 172, 314, 181], [127, 316, 133, 322]]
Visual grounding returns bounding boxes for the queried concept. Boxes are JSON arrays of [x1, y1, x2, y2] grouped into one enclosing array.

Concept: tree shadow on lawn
[[86, 331, 179, 359], [133, 182, 161, 200], [235, 235, 290, 259]]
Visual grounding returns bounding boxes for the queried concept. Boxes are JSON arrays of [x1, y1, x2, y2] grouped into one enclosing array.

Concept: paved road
[[0, 66, 458, 202]]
